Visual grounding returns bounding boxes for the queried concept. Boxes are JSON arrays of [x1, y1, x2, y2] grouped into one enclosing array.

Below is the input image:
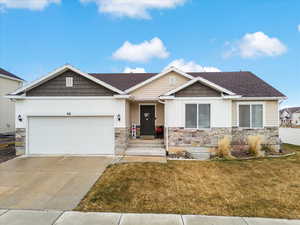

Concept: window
[[185, 104, 210, 129], [239, 104, 263, 128], [66, 77, 73, 87]]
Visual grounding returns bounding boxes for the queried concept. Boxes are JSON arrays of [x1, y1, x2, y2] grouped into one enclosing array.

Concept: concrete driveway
[[0, 156, 114, 210]]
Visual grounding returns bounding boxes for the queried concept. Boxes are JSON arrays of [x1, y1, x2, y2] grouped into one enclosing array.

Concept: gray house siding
[[175, 82, 221, 97], [26, 70, 117, 96]]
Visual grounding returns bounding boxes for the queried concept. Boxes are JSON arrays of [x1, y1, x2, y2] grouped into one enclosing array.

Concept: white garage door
[[28, 116, 114, 155]]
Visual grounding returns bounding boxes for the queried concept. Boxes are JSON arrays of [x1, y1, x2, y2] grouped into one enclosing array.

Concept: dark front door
[[140, 105, 155, 136]]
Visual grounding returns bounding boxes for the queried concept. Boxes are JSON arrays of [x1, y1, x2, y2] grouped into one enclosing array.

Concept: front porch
[[125, 101, 166, 156], [129, 101, 165, 139]]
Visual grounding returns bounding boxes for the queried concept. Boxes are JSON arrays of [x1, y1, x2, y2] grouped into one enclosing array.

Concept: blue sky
[[0, 0, 299, 107]]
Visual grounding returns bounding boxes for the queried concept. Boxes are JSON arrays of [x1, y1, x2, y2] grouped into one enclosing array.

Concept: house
[[7, 64, 286, 156], [0, 68, 23, 134], [280, 107, 300, 126]]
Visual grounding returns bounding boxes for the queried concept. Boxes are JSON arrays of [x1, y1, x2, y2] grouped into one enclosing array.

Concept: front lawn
[[75, 144, 300, 219]]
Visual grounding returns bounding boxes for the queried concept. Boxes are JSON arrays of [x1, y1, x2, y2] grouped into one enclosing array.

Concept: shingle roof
[[90, 73, 157, 91], [90, 71, 285, 97], [0, 68, 23, 81]]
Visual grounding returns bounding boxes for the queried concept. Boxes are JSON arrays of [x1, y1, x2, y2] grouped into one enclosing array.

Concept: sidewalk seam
[[242, 217, 250, 225], [51, 211, 64, 225], [180, 215, 185, 225], [0, 209, 9, 217], [117, 213, 123, 225]]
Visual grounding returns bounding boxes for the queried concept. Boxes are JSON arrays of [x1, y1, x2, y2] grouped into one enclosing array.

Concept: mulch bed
[[231, 147, 295, 159]]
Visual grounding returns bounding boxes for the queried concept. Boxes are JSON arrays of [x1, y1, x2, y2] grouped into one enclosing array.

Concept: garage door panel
[[28, 116, 114, 155]]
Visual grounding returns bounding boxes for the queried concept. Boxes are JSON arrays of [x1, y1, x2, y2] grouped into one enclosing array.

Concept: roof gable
[[26, 69, 117, 96], [124, 67, 194, 93], [130, 71, 190, 100], [174, 82, 222, 97], [164, 77, 236, 96], [12, 65, 124, 95]]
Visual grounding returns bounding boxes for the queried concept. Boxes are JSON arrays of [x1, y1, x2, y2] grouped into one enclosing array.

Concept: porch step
[[128, 143, 164, 148], [129, 139, 164, 144], [128, 138, 164, 149], [125, 147, 166, 157]]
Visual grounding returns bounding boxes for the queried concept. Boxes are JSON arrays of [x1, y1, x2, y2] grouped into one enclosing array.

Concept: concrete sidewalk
[[0, 210, 299, 225]]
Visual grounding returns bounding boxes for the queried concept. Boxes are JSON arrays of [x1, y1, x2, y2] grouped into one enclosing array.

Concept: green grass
[[76, 144, 300, 219]]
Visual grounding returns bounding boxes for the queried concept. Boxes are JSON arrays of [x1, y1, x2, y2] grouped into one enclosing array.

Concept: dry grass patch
[[75, 144, 300, 219]]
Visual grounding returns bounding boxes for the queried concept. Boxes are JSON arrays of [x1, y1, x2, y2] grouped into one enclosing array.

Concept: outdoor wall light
[[18, 115, 22, 122], [117, 114, 121, 121]]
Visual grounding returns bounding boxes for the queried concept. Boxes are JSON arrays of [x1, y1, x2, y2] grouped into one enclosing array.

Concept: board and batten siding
[[231, 100, 279, 127], [0, 77, 22, 133], [26, 70, 117, 96], [130, 72, 189, 99]]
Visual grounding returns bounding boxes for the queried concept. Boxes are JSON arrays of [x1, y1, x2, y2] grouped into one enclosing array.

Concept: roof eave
[[0, 74, 23, 82]]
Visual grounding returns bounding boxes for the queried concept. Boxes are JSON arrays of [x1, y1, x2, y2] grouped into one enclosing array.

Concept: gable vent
[[66, 77, 73, 87]]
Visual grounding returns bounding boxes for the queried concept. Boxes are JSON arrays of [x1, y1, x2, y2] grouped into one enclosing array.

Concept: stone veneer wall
[[168, 128, 232, 147], [231, 127, 280, 151], [115, 127, 129, 155], [168, 127, 280, 152], [15, 128, 26, 155]]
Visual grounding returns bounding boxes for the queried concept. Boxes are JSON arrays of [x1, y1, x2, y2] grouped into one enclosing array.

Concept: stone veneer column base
[[168, 127, 281, 152], [115, 127, 129, 155], [15, 128, 26, 156]]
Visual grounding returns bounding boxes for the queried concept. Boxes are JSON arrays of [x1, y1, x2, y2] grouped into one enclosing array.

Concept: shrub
[[247, 135, 264, 157], [215, 136, 234, 159]]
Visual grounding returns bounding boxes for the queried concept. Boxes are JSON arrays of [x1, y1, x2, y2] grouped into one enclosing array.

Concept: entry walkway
[[0, 210, 299, 225]]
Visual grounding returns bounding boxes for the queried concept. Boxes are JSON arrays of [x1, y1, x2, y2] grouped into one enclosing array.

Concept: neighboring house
[[280, 107, 300, 126], [0, 68, 23, 134], [7, 64, 286, 156]]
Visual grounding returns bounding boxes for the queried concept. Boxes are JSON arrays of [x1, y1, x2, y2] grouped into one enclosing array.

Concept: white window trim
[[237, 102, 265, 129], [184, 103, 212, 130]]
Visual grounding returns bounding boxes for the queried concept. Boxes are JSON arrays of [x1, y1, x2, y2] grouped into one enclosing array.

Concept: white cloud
[[113, 37, 169, 63], [164, 59, 221, 72], [123, 67, 146, 73], [80, 0, 186, 19], [298, 24, 300, 32], [224, 32, 287, 58], [0, 0, 60, 10]]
